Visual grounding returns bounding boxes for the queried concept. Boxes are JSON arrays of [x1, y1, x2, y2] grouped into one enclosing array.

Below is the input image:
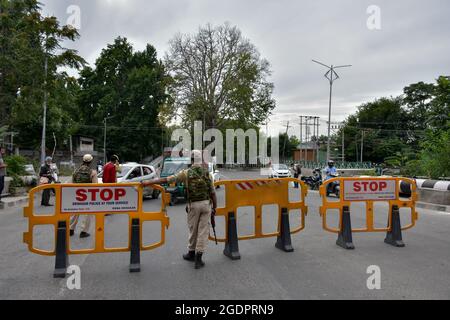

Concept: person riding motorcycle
[[324, 160, 337, 181], [324, 160, 340, 197]]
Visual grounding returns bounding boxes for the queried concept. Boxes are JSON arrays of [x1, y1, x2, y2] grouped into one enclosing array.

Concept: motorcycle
[[326, 173, 340, 198], [301, 168, 323, 190]]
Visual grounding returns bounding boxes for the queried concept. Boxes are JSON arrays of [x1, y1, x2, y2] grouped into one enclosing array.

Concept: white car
[[269, 164, 292, 178], [208, 163, 221, 188], [98, 163, 160, 199]]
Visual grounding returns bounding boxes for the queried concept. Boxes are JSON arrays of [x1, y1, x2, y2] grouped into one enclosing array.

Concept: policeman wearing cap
[[39, 156, 55, 206], [142, 150, 217, 269], [70, 154, 98, 238]]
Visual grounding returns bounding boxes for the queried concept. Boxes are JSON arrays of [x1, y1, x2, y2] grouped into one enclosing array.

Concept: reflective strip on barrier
[[319, 177, 419, 234], [23, 183, 170, 256], [212, 178, 308, 242]]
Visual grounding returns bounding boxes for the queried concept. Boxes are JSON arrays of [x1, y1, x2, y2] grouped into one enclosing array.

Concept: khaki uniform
[[168, 166, 215, 253], [70, 165, 98, 234]]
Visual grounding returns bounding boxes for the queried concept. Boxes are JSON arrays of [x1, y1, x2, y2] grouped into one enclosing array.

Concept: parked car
[[98, 163, 160, 199], [269, 164, 292, 178], [208, 162, 221, 188], [160, 157, 191, 205]]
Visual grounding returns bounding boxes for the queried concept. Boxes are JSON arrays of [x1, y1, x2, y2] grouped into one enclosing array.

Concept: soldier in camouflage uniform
[[70, 154, 98, 239], [142, 150, 217, 269]]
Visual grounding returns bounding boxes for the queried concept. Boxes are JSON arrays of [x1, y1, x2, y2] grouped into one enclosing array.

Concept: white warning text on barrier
[[61, 186, 139, 213], [343, 180, 397, 201]]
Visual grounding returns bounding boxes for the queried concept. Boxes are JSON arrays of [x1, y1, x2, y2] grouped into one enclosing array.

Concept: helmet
[[83, 154, 94, 163], [328, 160, 335, 167], [45, 157, 52, 163]]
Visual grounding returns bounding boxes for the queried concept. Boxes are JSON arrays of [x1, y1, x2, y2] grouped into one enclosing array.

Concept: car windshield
[[274, 164, 288, 170], [117, 166, 133, 178], [161, 161, 189, 176]]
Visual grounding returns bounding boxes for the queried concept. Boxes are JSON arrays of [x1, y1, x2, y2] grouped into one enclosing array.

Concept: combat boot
[[195, 252, 205, 269], [183, 250, 195, 262]]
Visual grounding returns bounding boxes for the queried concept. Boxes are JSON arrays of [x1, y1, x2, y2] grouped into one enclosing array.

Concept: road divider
[[319, 177, 419, 249], [212, 178, 308, 259], [23, 183, 170, 278]]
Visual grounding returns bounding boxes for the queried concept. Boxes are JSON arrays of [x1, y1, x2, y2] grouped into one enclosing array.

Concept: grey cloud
[[42, 0, 450, 136]]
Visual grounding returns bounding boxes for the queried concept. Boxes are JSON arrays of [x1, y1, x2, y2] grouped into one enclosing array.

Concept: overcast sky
[[42, 0, 450, 137]]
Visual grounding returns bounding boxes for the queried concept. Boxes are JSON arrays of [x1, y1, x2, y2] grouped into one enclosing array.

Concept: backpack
[[186, 166, 212, 202], [73, 164, 93, 184]]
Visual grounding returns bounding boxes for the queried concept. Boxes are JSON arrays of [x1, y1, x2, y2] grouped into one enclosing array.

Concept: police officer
[[142, 150, 217, 269], [40, 157, 55, 206], [70, 154, 98, 238]]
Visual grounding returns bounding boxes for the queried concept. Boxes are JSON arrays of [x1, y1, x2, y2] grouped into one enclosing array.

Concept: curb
[[0, 197, 29, 210], [416, 202, 450, 213]]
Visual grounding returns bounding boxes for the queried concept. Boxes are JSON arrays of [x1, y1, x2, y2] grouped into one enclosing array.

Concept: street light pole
[[40, 52, 48, 164], [312, 60, 352, 162], [103, 114, 114, 164]]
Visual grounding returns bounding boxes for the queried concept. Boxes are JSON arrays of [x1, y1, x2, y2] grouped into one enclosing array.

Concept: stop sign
[[343, 180, 397, 201]]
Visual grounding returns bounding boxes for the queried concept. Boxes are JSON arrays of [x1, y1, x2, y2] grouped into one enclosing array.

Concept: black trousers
[[0, 176, 4, 201], [41, 189, 51, 205]]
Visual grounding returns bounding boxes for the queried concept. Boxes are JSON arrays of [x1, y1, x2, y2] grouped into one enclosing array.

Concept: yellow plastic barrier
[[319, 177, 419, 249], [212, 178, 308, 259], [23, 183, 170, 277]]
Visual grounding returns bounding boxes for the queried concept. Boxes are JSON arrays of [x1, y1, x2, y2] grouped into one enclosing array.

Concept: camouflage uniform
[[168, 165, 215, 253], [70, 164, 96, 234]]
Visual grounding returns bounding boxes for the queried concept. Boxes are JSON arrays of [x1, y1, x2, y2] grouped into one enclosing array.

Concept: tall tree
[[77, 37, 171, 161], [0, 0, 84, 149], [164, 23, 276, 130]]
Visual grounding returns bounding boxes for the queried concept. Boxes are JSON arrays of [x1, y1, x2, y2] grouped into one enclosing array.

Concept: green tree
[[0, 0, 85, 150], [77, 37, 171, 161], [164, 23, 276, 130]]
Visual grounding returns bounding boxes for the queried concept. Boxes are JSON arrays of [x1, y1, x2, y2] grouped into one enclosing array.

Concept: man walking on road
[[142, 150, 217, 270], [102, 155, 119, 184], [0, 147, 7, 203], [70, 154, 98, 238]]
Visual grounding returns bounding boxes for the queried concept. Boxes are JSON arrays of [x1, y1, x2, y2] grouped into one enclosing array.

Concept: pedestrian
[[39, 157, 55, 206], [293, 164, 302, 188], [102, 155, 119, 217], [142, 150, 217, 270], [102, 155, 119, 184], [0, 147, 7, 203], [70, 154, 98, 238]]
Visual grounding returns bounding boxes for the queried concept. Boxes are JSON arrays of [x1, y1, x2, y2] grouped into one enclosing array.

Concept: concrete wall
[[418, 189, 450, 206]]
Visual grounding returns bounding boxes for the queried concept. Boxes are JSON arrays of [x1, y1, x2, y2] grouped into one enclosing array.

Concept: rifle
[[211, 209, 218, 245]]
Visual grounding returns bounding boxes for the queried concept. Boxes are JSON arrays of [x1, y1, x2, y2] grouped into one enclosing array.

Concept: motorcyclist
[[324, 160, 338, 196], [324, 160, 337, 181]]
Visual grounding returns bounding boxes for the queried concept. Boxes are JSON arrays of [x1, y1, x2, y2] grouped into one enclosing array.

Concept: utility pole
[[312, 60, 352, 162], [360, 130, 365, 163], [103, 114, 115, 164], [40, 46, 48, 165], [299, 116, 303, 161], [282, 121, 291, 162]]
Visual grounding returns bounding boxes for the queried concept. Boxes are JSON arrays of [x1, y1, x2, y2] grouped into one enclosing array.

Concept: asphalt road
[[1, 169, 449, 300]]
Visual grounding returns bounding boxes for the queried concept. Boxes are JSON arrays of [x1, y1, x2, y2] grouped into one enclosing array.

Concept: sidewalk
[[0, 176, 72, 211], [0, 196, 28, 210]]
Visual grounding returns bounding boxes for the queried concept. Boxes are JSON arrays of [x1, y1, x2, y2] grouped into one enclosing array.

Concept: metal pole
[[360, 130, 364, 163], [327, 67, 334, 163], [69, 135, 73, 167], [40, 53, 48, 165], [342, 127, 345, 162], [103, 118, 107, 164], [299, 116, 303, 161]]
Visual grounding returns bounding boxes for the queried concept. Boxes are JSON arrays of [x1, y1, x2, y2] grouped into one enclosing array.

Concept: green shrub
[[4, 155, 27, 176]]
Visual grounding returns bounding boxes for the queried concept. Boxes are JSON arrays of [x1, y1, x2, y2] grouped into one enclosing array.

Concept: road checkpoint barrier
[[212, 178, 308, 260], [319, 177, 419, 249], [23, 183, 170, 278]]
